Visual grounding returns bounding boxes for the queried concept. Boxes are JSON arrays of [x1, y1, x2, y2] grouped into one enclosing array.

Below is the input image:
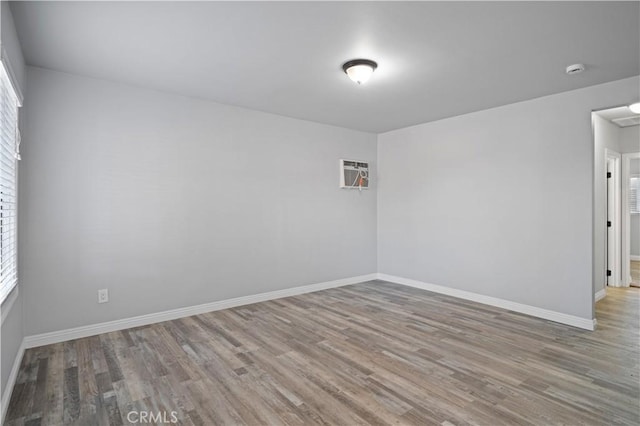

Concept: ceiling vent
[[612, 116, 640, 127], [565, 63, 585, 75]]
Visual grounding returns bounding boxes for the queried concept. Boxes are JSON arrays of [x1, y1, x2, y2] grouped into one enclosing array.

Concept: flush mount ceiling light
[[629, 102, 640, 114], [342, 59, 378, 85]]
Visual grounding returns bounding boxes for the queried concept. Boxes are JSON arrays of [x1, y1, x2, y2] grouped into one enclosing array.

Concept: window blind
[[630, 177, 640, 215], [0, 63, 20, 304]]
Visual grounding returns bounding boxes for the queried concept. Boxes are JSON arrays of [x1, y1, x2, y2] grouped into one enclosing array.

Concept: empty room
[[0, 1, 639, 425]]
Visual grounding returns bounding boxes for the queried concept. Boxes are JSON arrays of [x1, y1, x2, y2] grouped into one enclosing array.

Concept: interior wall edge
[[0, 337, 25, 425]]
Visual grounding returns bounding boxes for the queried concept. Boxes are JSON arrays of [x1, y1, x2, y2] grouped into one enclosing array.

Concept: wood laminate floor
[[631, 260, 640, 285], [5, 281, 639, 426]]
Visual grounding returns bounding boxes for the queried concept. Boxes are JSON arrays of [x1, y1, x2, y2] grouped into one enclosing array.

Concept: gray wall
[[631, 157, 640, 257], [619, 125, 639, 154], [0, 0, 26, 409], [378, 77, 639, 320], [20, 67, 377, 336]]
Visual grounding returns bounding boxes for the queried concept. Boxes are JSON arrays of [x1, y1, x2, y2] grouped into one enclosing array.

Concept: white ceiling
[[10, 1, 640, 133]]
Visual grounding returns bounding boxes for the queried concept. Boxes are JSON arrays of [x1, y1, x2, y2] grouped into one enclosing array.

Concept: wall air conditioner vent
[[340, 159, 369, 189]]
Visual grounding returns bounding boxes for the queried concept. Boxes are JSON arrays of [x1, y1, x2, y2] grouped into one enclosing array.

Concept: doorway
[[622, 153, 640, 287], [592, 105, 639, 309], [606, 150, 621, 287]]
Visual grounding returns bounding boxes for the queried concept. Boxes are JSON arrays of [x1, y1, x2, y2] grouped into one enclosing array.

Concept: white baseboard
[[23, 273, 377, 349], [24, 271, 598, 348], [630, 255, 640, 261], [595, 288, 607, 302], [377, 273, 596, 331], [1, 339, 26, 424]]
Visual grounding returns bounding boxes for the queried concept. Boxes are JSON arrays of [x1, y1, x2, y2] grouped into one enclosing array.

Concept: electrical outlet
[[98, 288, 109, 304]]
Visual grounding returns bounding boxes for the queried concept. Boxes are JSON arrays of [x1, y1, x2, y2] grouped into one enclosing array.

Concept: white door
[[607, 158, 615, 286], [606, 153, 621, 287]]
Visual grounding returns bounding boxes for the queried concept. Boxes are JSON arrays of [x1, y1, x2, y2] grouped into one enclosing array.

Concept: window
[[0, 63, 20, 304], [631, 176, 640, 215]]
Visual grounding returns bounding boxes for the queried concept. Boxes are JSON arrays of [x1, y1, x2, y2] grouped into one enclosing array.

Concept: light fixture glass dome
[[629, 102, 640, 114], [345, 64, 374, 84], [342, 59, 377, 85]]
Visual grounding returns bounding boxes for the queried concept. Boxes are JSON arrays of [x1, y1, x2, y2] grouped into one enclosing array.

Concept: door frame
[[622, 152, 640, 286], [605, 149, 622, 287]]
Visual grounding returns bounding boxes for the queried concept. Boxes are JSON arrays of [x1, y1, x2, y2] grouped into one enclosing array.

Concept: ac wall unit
[[340, 159, 369, 189]]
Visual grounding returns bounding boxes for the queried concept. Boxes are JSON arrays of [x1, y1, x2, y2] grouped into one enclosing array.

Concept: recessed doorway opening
[[592, 105, 640, 314]]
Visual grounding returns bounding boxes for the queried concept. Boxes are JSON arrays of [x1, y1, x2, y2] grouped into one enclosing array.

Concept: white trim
[[0, 48, 23, 106], [23, 274, 377, 348], [0, 287, 19, 325], [377, 273, 596, 331], [630, 255, 640, 262], [595, 288, 607, 302], [1, 339, 26, 424], [622, 152, 640, 286], [22, 272, 599, 348]]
